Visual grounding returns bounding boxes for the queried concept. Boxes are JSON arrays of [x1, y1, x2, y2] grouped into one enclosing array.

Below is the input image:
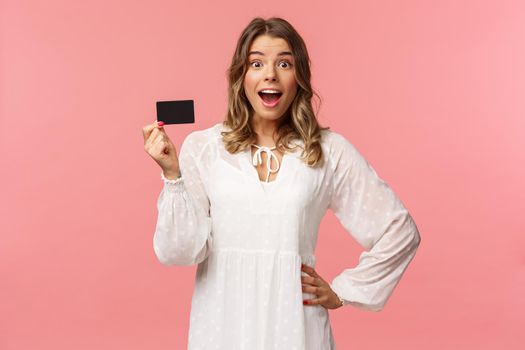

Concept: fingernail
[[303, 300, 309, 305], [158, 121, 164, 126]]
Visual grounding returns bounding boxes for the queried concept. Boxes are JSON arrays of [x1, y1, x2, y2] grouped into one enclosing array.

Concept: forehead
[[248, 35, 292, 56]]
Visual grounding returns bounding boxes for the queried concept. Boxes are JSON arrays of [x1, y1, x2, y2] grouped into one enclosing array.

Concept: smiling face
[[243, 34, 298, 124]]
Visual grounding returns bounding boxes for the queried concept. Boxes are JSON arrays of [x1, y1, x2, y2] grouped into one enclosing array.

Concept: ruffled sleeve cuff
[[334, 291, 351, 307], [160, 170, 184, 192]]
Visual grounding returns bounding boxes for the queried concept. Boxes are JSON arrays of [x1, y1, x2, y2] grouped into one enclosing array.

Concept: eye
[[249, 60, 293, 69], [279, 61, 293, 68]]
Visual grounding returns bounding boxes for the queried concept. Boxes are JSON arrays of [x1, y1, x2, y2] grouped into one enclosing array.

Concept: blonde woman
[[143, 16, 421, 350]]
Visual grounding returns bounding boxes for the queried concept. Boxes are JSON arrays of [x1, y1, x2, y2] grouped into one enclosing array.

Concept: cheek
[[285, 81, 298, 100], [284, 75, 297, 93], [243, 73, 256, 90]]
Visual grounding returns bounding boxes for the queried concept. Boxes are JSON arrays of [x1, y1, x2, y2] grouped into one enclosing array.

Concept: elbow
[[153, 243, 185, 266], [413, 230, 421, 250], [153, 243, 200, 266], [152, 215, 213, 266], [409, 216, 421, 249], [369, 304, 385, 312], [349, 299, 386, 313], [152, 232, 213, 266]]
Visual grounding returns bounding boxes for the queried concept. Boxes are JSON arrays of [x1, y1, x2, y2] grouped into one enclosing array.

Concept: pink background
[[1, 0, 524, 349]]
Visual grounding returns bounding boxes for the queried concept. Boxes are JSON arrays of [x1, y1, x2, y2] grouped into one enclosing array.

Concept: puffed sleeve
[[327, 133, 421, 311], [152, 132, 213, 266]]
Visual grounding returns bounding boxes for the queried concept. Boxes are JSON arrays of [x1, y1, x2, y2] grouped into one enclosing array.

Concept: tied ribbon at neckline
[[251, 144, 281, 183]]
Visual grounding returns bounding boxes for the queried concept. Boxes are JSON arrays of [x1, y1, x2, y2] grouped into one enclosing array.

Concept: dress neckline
[[250, 144, 282, 183], [215, 122, 299, 191]]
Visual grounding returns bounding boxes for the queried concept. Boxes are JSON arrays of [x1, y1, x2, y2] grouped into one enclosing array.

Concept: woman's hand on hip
[[301, 264, 343, 310]]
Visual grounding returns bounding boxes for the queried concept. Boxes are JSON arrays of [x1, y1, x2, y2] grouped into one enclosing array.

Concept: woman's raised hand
[[142, 120, 181, 179]]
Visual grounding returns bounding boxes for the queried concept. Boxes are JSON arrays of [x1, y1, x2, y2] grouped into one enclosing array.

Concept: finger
[[155, 123, 169, 140], [151, 135, 168, 156], [303, 296, 326, 306], [146, 127, 168, 150], [144, 127, 160, 149], [301, 284, 320, 295], [150, 131, 167, 152], [142, 120, 160, 142], [301, 264, 319, 278], [301, 275, 320, 286], [303, 264, 328, 286]]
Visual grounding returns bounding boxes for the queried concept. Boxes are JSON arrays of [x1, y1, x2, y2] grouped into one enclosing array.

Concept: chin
[[257, 110, 287, 120]]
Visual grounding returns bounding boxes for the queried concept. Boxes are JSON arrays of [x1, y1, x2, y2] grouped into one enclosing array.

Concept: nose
[[264, 65, 277, 82]]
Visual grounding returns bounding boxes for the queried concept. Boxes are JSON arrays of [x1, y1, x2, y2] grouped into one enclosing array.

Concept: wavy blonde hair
[[221, 17, 330, 167]]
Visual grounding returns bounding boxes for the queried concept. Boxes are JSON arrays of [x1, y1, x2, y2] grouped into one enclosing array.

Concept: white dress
[[153, 122, 421, 350]]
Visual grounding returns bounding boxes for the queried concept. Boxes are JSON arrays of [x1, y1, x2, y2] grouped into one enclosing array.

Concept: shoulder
[[320, 128, 359, 158], [182, 123, 222, 151], [320, 129, 372, 178], [184, 123, 221, 144]]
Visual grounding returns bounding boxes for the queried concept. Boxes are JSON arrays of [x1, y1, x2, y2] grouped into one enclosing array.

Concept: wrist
[[336, 294, 349, 307], [162, 169, 181, 180]]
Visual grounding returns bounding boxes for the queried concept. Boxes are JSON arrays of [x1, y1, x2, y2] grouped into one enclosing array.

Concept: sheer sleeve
[[152, 131, 213, 266], [327, 133, 421, 311]]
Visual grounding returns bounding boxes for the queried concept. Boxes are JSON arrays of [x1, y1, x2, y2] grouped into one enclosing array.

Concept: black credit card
[[156, 100, 195, 125]]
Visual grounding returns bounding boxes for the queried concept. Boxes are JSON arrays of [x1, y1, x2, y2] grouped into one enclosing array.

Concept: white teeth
[[260, 89, 281, 94]]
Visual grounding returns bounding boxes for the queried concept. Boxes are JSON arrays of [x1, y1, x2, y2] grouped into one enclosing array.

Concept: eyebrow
[[248, 51, 293, 57]]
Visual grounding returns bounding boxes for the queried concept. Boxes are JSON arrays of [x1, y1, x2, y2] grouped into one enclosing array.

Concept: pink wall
[[1, 0, 524, 349]]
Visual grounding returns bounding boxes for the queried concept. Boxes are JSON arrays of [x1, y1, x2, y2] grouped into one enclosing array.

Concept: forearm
[[153, 176, 213, 266]]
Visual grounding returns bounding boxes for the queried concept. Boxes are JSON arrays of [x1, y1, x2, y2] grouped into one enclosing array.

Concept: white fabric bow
[[251, 145, 280, 183]]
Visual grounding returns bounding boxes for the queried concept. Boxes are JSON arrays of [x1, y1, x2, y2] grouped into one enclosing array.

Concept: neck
[[250, 115, 280, 145]]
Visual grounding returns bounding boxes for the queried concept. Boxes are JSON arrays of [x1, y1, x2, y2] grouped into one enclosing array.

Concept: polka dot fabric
[[152, 122, 421, 349]]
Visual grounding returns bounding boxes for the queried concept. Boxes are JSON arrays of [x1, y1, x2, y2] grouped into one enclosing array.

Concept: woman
[[142, 16, 420, 350]]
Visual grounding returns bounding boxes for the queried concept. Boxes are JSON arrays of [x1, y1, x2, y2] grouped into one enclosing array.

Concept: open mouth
[[258, 91, 283, 107]]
